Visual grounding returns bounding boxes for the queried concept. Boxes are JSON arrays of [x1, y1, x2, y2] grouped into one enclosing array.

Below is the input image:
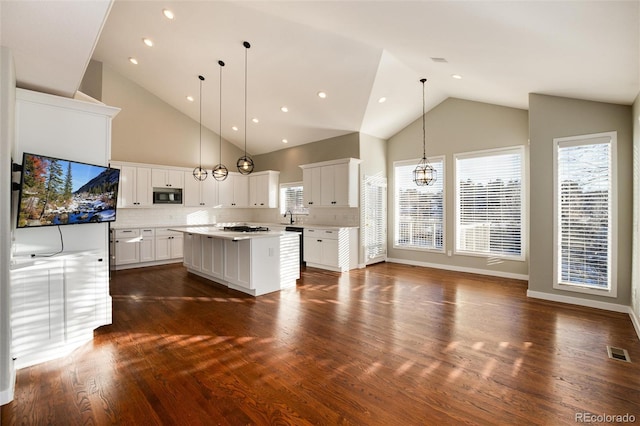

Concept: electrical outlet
[[447, 250, 452, 257]]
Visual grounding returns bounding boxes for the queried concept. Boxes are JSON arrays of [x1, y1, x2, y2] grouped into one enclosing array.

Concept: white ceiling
[[2, 1, 639, 155]]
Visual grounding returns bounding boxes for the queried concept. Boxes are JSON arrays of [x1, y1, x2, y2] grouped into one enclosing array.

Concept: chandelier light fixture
[[212, 60, 229, 181], [193, 75, 208, 181], [413, 78, 437, 186], [237, 41, 254, 175]]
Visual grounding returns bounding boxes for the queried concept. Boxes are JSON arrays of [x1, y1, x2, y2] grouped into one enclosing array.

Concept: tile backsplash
[[115, 206, 360, 228]]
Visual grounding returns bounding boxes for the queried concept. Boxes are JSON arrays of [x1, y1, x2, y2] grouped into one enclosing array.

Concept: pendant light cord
[[198, 75, 204, 169], [421, 78, 426, 159], [219, 61, 224, 162], [243, 42, 248, 157]]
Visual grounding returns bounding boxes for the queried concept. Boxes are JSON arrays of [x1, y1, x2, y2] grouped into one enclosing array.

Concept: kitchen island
[[170, 226, 300, 296]]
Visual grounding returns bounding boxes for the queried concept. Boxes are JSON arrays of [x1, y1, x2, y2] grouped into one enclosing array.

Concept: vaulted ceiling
[[2, 1, 639, 155]]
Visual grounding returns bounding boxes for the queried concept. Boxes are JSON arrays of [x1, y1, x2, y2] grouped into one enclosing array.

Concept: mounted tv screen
[[16, 152, 120, 228]]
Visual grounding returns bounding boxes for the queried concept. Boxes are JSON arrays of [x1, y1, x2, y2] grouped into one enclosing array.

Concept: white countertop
[[111, 222, 358, 231], [168, 226, 298, 241]]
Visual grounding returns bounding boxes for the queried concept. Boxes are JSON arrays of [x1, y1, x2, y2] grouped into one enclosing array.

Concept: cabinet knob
[[98, 258, 103, 262]]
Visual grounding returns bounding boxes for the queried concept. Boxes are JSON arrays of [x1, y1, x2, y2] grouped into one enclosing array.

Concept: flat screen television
[[16, 152, 120, 228]]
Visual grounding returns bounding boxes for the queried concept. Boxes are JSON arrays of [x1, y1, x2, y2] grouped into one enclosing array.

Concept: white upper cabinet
[[249, 171, 280, 208], [116, 165, 152, 207], [300, 158, 361, 207], [219, 173, 249, 208], [184, 172, 219, 207], [152, 168, 184, 189]]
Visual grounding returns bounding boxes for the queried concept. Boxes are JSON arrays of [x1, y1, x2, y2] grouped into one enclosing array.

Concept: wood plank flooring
[[2, 262, 640, 425]]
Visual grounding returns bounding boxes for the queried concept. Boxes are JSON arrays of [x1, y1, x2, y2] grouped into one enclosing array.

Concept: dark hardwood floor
[[2, 262, 640, 425]]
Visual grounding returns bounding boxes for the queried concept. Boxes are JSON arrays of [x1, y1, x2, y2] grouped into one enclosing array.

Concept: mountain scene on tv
[[17, 154, 120, 228]]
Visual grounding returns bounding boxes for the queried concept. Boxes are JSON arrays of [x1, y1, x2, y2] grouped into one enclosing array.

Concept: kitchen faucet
[[284, 209, 294, 225]]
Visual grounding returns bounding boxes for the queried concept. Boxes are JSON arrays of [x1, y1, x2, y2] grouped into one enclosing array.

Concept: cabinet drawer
[[155, 228, 182, 237], [304, 228, 338, 240], [115, 229, 140, 239], [140, 228, 155, 238]]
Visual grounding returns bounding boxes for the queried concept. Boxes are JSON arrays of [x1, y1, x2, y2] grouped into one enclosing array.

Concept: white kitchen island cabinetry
[[172, 227, 299, 296], [304, 227, 358, 272]]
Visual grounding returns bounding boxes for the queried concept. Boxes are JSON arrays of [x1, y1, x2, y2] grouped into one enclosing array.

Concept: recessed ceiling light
[[162, 9, 175, 20], [282, 139, 288, 144], [232, 126, 239, 131], [452, 74, 463, 80], [252, 118, 259, 123], [317, 91, 327, 99], [378, 97, 387, 103], [143, 38, 154, 47], [128, 57, 138, 65], [280, 106, 288, 112], [186, 96, 194, 102]]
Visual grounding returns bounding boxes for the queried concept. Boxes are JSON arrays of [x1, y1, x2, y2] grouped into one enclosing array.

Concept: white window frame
[[454, 146, 526, 261], [553, 132, 617, 298], [393, 156, 446, 253], [279, 182, 309, 216]]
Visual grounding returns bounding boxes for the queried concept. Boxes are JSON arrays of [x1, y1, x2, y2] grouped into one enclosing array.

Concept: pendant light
[[236, 41, 254, 175], [193, 75, 208, 181], [413, 78, 437, 186], [212, 60, 228, 181]]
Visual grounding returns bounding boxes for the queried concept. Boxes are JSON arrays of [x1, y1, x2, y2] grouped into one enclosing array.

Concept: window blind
[[455, 147, 523, 258], [280, 184, 308, 215], [394, 158, 444, 251], [556, 140, 612, 289], [363, 176, 387, 261]]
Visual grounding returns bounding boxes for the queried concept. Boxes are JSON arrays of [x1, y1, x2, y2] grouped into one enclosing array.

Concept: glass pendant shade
[[212, 164, 228, 181], [236, 156, 254, 174], [413, 157, 436, 186], [413, 78, 436, 186], [193, 167, 208, 181], [213, 60, 229, 181]]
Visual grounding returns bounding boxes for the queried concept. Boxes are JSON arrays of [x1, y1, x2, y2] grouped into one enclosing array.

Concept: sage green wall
[[102, 64, 244, 168], [359, 133, 387, 179], [78, 59, 103, 102], [253, 133, 360, 183], [387, 97, 529, 278], [632, 92, 640, 321], [529, 93, 632, 306]]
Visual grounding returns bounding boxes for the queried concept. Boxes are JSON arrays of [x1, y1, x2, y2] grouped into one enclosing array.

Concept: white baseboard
[[526, 290, 630, 313], [0, 360, 15, 405], [385, 257, 529, 281], [629, 307, 640, 341]]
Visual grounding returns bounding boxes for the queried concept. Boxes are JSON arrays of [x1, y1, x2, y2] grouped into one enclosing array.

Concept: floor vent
[[607, 346, 631, 362]]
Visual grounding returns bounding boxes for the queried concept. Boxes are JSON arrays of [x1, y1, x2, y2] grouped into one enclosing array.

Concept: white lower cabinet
[[114, 229, 141, 265], [303, 227, 358, 272], [139, 228, 155, 263], [155, 229, 184, 261], [224, 239, 252, 289], [202, 236, 224, 280], [11, 251, 111, 368], [183, 232, 202, 271]]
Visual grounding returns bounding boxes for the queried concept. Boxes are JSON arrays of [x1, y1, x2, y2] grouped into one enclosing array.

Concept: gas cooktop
[[223, 225, 270, 233]]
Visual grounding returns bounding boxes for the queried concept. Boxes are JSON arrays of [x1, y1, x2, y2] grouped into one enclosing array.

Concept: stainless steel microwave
[[153, 188, 182, 204]]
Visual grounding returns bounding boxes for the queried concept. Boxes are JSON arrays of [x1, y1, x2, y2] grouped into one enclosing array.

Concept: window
[[362, 175, 387, 263], [553, 132, 617, 297], [455, 147, 524, 259], [279, 183, 308, 215], [394, 157, 445, 251]]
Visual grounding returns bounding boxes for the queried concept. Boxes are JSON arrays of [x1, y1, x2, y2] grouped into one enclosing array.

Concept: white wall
[[1, 46, 16, 405], [632, 92, 640, 335]]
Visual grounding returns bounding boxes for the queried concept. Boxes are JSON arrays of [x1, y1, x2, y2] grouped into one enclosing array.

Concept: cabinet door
[[167, 170, 184, 188], [202, 236, 224, 279], [303, 167, 322, 206], [151, 169, 168, 188], [11, 261, 64, 359], [224, 239, 252, 288], [303, 236, 321, 264], [333, 162, 350, 206], [135, 167, 152, 206], [118, 166, 136, 207], [218, 175, 234, 207], [155, 235, 171, 261], [321, 238, 340, 268], [201, 176, 219, 207], [233, 174, 250, 207], [139, 229, 155, 262], [183, 173, 202, 207], [183, 233, 200, 269], [171, 234, 184, 259], [114, 229, 140, 264], [65, 255, 99, 338], [320, 165, 336, 206]]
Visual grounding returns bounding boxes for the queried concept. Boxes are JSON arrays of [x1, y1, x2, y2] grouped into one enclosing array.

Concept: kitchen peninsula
[[171, 226, 300, 296]]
